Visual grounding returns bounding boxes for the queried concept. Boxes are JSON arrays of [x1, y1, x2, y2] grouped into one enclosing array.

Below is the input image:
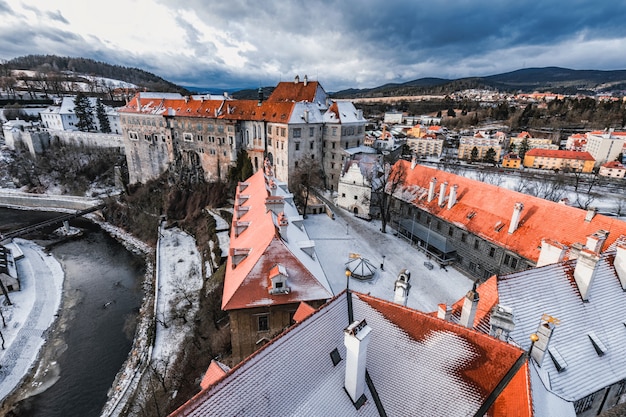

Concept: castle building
[[118, 76, 367, 190]]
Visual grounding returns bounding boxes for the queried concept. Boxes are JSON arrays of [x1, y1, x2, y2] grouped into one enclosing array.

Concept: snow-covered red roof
[[171, 291, 531, 417], [393, 161, 626, 263], [459, 248, 626, 414], [222, 168, 332, 311]]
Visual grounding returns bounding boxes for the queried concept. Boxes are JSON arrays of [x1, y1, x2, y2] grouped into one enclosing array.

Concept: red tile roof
[[222, 169, 331, 311], [267, 80, 321, 102], [199, 360, 229, 390], [602, 161, 625, 169], [172, 291, 531, 417], [292, 301, 316, 323], [525, 149, 594, 160], [394, 161, 626, 262]]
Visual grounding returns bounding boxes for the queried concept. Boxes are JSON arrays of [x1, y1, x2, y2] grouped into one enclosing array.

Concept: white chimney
[[586, 230, 608, 253], [438, 182, 448, 206], [393, 269, 411, 306], [489, 304, 515, 341], [265, 196, 285, 215], [410, 155, 417, 170], [530, 320, 555, 367], [459, 282, 479, 328], [447, 184, 458, 209], [294, 75, 300, 84], [614, 243, 626, 290], [427, 177, 437, 202], [344, 319, 372, 404], [508, 202, 524, 234], [585, 207, 597, 222], [437, 303, 451, 321], [303, 74, 308, 86], [574, 249, 600, 301], [537, 239, 568, 267]]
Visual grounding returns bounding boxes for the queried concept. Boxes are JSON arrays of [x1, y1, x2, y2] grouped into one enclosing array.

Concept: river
[[0, 208, 144, 417]]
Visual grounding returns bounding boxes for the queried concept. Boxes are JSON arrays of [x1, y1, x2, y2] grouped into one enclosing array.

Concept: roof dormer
[[235, 221, 250, 237], [230, 248, 251, 268], [268, 264, 290, 295]]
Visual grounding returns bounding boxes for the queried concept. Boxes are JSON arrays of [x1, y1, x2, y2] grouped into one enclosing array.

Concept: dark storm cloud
[[2, 0, 626, 90]]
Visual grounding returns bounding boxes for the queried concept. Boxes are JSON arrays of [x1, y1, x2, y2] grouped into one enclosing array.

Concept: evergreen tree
[[74, 93, 95, 132], [95, 98, 111, 133], [518, 138, 531, 161], [484, 147, 497, 165], [470, 146, 479, 162]]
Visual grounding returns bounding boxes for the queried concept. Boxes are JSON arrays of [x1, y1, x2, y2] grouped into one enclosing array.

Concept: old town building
[[118, 76, 366, 189]]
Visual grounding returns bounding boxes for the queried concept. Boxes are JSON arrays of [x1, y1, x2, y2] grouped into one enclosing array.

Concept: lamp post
[[345, 269, 353, 323], [381, 255, 385, 271]]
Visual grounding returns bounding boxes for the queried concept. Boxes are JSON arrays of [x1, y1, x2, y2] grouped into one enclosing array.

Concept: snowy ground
[[151, 225, 203, 369], [0, 239, 64, 403], [304, 207, 474, 313]]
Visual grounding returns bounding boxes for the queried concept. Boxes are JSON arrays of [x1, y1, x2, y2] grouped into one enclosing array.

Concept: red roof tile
[[394, 161, 626, 262], [525, 149, 594, 160], [199, 360, 229, 390], [222, 170, 331, 311], [267, 79, 321, 103]]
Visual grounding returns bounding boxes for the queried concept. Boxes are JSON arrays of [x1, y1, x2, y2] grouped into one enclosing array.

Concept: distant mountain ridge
[[331, 67, 626, 98], [2, 54, 190, 94]]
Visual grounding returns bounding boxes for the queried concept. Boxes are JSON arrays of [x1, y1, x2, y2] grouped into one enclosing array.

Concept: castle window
[[257, 315, 269, 332], [183, 132, 193, 142], [293, 128, 301, 138], [309, 127, 315, 137]]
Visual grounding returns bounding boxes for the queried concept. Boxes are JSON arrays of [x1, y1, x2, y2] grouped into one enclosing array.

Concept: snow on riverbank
[[0, 239, 64, 403]]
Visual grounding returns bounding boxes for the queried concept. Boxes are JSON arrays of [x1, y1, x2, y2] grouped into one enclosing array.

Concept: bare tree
[[372, 161, 407, 233], [289, 157, 324, 218]]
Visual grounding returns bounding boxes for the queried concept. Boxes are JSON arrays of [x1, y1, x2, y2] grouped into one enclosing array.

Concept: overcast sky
[[1, 0, 626, 91]]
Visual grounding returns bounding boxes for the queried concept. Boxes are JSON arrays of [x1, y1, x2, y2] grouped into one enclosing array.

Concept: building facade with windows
[[388, 161, 626, 280], [118, 77, 367, 188], [458, 131, 504, 161], [223, 163, 332, 363], [523, 149, 595, 172]]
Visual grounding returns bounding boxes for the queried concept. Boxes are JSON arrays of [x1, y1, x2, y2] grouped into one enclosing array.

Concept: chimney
[[530, 320, 555, 367], [568, 242, 584, 260], [427, 177, 437, 202], [586, 230, 608, 253], [459, 281, 479, 328], [537, 239, 568, 267], [257, 87, 263, 106], [437, 303, 451, 321], [447, 184, 458, 209], [508, 202, 524, 234], [136, 96, 141, 111], [489, 304, 515, 341], [438, 182, 448, 206], [344, 319, 372, 404], [393, 269, 411, 306], [294, 75, 300, 84], [265, 196, 285, 215], [268, 179, 278, 196], [410, 155, 417, 169], [303, 75, 308, 86], [277, 212, 289, 241], [303, 109, 309, 123], [574, 249, 600, 301], [585, 207, 597, 222], [614, 243, 626, 290]]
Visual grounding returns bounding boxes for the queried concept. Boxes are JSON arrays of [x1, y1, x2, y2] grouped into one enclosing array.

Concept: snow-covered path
[[305, 205, 474, 313], [0, 240, 63, 402]]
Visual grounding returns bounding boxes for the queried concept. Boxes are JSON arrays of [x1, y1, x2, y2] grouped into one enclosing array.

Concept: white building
[[584, 129, 626, 166], [39, 96, 121, 133], [337, 153, 381, 218]]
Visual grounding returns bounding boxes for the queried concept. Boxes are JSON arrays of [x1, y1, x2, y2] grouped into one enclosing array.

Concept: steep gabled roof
[[171, 291, 531, 417], [222, 169, 332, 311], [267, 78, 326, 104], [393, 161, 626, 262]]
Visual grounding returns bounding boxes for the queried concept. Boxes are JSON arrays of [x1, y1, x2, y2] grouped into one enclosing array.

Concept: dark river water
[[0, 208, 144, 417]]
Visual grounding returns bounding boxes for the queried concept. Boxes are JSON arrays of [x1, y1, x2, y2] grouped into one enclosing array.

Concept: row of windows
[[294, 141, 315, 151]]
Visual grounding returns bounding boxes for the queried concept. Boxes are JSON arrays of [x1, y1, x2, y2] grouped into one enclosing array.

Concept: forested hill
[[2, 55, 189, 94]]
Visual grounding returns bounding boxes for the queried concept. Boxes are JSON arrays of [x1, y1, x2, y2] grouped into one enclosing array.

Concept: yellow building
[[523, 149, 595, 172], [502, 153, 521, 169]]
